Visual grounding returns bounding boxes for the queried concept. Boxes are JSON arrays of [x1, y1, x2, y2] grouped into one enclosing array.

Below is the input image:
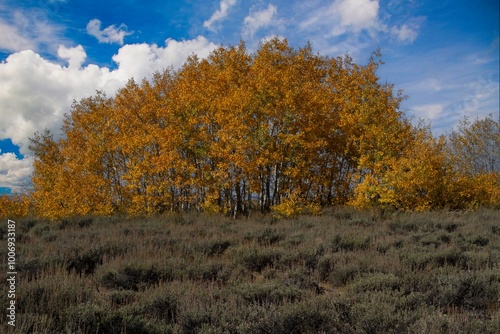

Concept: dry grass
[[1, 208, 499, 333]]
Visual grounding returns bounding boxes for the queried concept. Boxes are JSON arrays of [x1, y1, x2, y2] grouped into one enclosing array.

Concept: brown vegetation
[[1, 209, 499, 333]]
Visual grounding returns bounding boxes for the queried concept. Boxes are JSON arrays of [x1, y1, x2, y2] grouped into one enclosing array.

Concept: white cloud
[[0, 21, 35, 52], [0, 37, 218, 190], [391, 24, 418, 43], [111, 36, 218, 82], [300, 0, 380, 36], [390, 16, 425, 44], [57, 44, 86, 69], [298, 0, 421, 56], [86, 19, 133, 45], [412, 104, 444, 121], [0, 37, 217, 152], [242, 4, 282, 39], [204, 0, 237, 31], [0, 153, 33, 191], [334, 0, 379, 31]]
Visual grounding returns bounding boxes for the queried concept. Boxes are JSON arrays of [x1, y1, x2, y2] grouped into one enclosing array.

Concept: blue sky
[[0, 0, 498, 193]]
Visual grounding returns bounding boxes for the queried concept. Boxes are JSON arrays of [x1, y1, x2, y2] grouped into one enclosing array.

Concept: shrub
[[142, 292, 179, 322], [237, 247, 284, 272], [429, 272, 500, 312], [330, 234, 371, 252], [471, 235, 490, 247], [245, 228, 285, 246], [109, 290, 137, 307], [251, 303, 337, 333], [298, 245, 326, 271], [351, 273, 401, 293], [199, 239, 231, 256], [66, 248, 104, 276], [234, 282, 301, 305], [317, 255, 336, 281], [187, 262, 225, 283], [99, 264, 164, 291], [65, 304, 167, 334]]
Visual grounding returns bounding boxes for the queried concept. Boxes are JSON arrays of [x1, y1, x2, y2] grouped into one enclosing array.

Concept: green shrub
[[109, 290, 137, 307], [330, 234, 371, 252], [99, 264, 164, 291], [351, 273, 400, 293], [317, 254, 336, 281], [237, 247, 284, 272], [329, 264, 359, 287], [234, 282, 301, 305], [142, 292, 178, 322], [187, 262, 225, 282], [199, 239, 231, 256], [428, 272, 500, 312], [247, 302, 339, 334], [65, 304, 168, 334], [66, 248, 104, 276], [245, 228, 285, 246], [299, 245, 325, 271], [472, 235, 490, 247]]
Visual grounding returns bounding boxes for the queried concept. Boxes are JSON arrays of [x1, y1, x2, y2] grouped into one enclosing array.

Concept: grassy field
[[1, 208, 499, 333]]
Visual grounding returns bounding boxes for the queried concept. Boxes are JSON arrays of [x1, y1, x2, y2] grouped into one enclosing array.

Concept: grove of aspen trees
[[2, 38, 498, 219]]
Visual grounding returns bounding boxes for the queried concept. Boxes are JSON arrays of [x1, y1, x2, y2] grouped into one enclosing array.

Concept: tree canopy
[[15, 38, 500, 219]]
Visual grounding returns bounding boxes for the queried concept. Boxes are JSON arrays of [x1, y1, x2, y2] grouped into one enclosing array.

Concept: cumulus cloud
[[0, 153, 33, 191], [0, 37, 218, 189], [242, 4, 282, 39], [204, 0, 238, 31], [334, 0, 379, 32], [86, 19, 133, 45], [110, 36, 218, 82], [57, 44, 86, 69], [0, 37, 217, 153]]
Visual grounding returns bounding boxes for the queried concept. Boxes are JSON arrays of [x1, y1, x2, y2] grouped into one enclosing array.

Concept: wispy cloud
[[386, 43, 499, 135], [242, 4, 283, 40], [0, 9, 65, 53], [412, 104, 444, 121], [296, 0, 423, 57], [86, 19, 133, 45], [391, 24, 418, 43], [299, 0, 380, 36], [412, 78, 443, 92], [204, 0, 238, 32], [0, 21, 34, 52]]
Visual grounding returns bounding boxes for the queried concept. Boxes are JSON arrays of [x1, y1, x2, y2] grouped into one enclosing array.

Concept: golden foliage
[[27, 38, 500, 218], [351, 120, 500, 211], [0, 193, 31, 218]]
